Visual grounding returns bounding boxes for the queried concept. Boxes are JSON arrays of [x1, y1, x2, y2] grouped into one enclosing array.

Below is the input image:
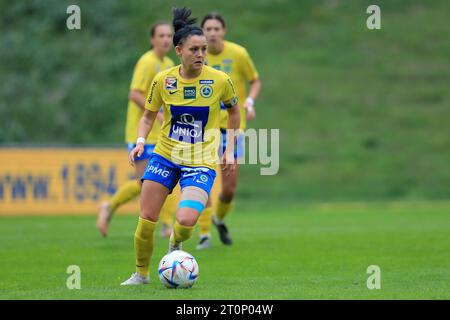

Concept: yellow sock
[[160, 186, 179, 226], [171, 221, 194, 245], [215, 198, 233, 221], [198, 207, 213, 237], [134, 217, 156, 277], [109, 180, 141, 213]]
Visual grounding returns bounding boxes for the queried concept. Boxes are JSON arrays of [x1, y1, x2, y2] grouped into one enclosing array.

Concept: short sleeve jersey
[[145, 65, 238, 169], [205, 41, 259, 129], [125, 50, 174, 144]]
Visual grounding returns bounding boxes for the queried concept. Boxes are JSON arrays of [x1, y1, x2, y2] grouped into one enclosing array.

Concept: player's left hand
[[245, 103, 256, 122], [221, 152, 236, 176]]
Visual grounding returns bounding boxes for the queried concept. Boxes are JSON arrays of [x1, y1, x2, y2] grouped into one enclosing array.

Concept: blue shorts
[[141, 153, 216, 195], [218, 129, 244, 159], [127, 143, 155, 161]]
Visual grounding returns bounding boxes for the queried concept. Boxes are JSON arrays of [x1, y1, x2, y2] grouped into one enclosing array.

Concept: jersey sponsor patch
[[199, 80, 214, 84], [183, 87, 196, 99], [147, 80, 157, 103], [165, 77, 178, 90], [169, 106, 210, 144], [145, 163, 171, 178], [223, 59, 233, 73]]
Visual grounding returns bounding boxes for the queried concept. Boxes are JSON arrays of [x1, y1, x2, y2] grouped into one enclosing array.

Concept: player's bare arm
[[129, 109, 158, 166], [222, 103, 240, 175], [129, 89, 164, 123], [244, 78, 261, 122]]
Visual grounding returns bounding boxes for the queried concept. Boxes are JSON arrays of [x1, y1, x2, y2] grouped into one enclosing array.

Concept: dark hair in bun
[[172, 7, 203, 46]]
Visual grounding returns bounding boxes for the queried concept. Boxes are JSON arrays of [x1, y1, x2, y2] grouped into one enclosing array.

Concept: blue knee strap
[[178, 200, 205, 213]]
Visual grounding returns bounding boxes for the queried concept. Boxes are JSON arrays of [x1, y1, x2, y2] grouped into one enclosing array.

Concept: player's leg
[[170, 168, 216, 252], [213, 164, 239, 245], [121, 154, 178, 285], [97, 144, 153, 237], [159, 184, 180, 237], [197, 131, 242, 248], [196, 129, 228, 249], [196, 169, 220, 249], [121, 180, 169, 285]]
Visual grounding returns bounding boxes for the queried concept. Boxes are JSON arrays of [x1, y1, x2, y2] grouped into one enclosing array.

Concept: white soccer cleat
[[168, 233, 182, 253], [120, 272, 150, 286], [96, 202, 111, 237], [196, 235, 212, 250]]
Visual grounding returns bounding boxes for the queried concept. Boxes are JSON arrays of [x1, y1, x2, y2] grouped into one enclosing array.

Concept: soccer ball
[[158, 250, 199, 288]]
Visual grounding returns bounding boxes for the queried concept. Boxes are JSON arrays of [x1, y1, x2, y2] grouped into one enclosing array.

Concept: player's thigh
[[140, 180, 170, 221], [134, 159, 149, 184], [206, 165, 222, 208], [221, 164, 239, 193], [177, 168, 216, 225], [140, 153, 179, 221]]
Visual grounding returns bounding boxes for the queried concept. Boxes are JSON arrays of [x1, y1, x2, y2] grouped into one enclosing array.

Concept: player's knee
[[176, 214, 197, 227], [140, 211, 157, 223]]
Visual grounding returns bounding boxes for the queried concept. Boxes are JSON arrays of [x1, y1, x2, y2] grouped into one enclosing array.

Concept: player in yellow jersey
[[97, 22, 179, 238], [196, 12, 262, 249], [121, 7, 240, 285]]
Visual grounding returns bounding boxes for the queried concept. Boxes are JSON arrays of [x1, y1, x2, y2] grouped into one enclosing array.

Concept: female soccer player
[[196, 12, 262, 249], [121, 7, 240, 285], [97, 22, 179, 238]]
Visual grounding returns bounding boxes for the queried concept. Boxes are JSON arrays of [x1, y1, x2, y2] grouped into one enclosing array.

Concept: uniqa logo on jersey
[[169, 106, 210, 143]]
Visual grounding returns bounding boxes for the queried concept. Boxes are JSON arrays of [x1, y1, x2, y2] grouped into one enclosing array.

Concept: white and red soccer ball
[[158, 250, 199, 288]]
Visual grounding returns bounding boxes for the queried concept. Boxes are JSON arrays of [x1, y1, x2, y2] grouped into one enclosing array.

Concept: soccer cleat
[[196, 235, 212, 250], [160, 223, 173, 238], [213, 216, 233, 245], [120, 272, 150, 285], [168, 233, 182, 253], [96, 202, 111, 237]]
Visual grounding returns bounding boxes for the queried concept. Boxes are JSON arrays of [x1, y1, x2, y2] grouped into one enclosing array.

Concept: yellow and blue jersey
[[145, 65, 238, 170], [125, 50, 174, 144], [205, 40, 259, 130]]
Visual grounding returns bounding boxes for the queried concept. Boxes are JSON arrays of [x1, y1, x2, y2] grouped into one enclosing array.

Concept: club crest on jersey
[[200, 85, 213, 98], [165, 77, 177, 90], [223, 59, 233, 73], [169, 106, 209, 144]]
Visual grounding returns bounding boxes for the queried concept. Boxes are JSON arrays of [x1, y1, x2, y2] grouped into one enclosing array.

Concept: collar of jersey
[[207, 40, 228, 57], [177, 65, 205, 83], [149, 49, 166, 63]]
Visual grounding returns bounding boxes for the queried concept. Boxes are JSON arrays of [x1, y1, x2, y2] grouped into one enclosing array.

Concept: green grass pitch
[[1, 201, 449, 299]]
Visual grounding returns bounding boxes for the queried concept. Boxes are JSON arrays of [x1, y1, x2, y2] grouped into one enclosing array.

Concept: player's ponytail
[[172, 7, 203, 46]]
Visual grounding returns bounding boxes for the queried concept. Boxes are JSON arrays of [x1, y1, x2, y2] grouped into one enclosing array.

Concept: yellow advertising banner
[[0, 148, 139, 215]]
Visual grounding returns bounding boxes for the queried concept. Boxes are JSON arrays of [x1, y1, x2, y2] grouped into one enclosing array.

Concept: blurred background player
[[196, 12, 262, 249], [97, 22, 179, 238], [121, 7, 240, 285]]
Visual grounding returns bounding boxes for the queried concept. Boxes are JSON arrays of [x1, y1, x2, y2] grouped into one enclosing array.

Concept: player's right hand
[[128, 143, 144, 166]]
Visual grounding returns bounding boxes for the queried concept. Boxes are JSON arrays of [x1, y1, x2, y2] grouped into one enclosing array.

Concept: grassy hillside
[[1, 0, 449, 201]]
